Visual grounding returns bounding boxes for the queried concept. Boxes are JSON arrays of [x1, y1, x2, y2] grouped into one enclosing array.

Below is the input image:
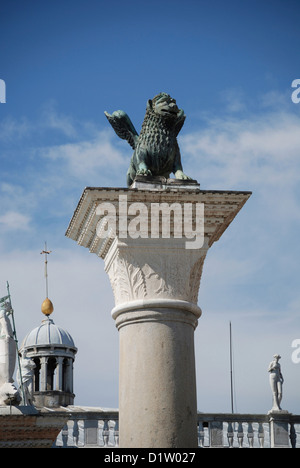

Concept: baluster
[[258, 423, 265, 448], [73, 420, 79, 447], [237, 422, 244, 448], [197, 422, 205, 447], [84, 420, 98, 446], [103, 420, 110, 447], [227, 422, 234, 448], [62, 423, 69, 447], [114, 420, 119, 447], [290, 423, 296, 449], [247, 422, 254, 448], [209, 421, 223, 447]]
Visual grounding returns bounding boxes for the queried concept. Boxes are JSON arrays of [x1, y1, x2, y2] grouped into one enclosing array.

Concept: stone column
[[65, 358, 74, 393], [40, 357, 47, 392], [105, 236, 206, 447], [66, 181, 251, 448], [56, 356, 63, 391]]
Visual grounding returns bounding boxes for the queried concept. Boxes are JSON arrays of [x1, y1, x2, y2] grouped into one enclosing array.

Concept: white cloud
[[181, 109, 300, 224], [182, 110, 300, 176], [220, 87, 247, 113], [41, 129, 128, 179], [0, 116, 32, 141], [0, 183, 37, 237], [0, 182, 36, 209], [0, 211, 31, 231], [41, 103, 77, 138]]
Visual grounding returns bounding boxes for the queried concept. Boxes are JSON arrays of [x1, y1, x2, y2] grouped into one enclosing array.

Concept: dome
[[21, 316, 76, 350]]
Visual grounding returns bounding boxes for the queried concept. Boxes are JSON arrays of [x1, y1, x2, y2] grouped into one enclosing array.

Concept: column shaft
[[113, 300, 201, 448]]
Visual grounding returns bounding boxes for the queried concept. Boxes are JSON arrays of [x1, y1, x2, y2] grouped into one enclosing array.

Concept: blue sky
[[1, 0, 300, 416]]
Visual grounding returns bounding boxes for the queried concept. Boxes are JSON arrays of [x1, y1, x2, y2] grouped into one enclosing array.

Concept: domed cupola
[[22, 302, 76, 350], [19, 245, 77, 408], [20, 299, 77, 408]]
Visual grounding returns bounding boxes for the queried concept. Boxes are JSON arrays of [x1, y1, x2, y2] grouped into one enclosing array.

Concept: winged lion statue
[[105, 93, 192, 187]]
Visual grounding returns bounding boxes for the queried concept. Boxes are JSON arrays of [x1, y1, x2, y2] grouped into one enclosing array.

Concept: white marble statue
[[268, 354, 284, 412], [0, 302, 20, 405], [17, 352, 36, 405]]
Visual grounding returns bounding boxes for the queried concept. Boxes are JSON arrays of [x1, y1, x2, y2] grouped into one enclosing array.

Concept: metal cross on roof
[[40, 242, 52, 298]]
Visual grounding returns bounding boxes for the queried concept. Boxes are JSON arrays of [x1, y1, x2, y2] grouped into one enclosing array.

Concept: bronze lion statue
[[105, 93, 192, 186]]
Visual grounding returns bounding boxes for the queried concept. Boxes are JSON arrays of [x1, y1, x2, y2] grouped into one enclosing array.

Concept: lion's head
[[147, 93, 182, 119]]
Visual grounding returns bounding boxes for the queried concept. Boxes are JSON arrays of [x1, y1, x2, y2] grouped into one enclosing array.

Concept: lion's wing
[[104, 110, 139, 149], [174, 111, 186, 137]]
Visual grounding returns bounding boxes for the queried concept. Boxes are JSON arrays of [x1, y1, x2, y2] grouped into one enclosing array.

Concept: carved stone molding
[[104, 238, 209, 307], [66, 185, 251, 310], [111, 298, 202, 331], [66, 187, 252, 258]]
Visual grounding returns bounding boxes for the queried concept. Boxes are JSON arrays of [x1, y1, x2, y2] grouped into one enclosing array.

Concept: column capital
[[104, 236, 208, 307], [66, 185, 251, 309]]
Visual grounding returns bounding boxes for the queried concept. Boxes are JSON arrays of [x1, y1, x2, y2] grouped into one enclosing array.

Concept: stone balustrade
[[51, 407, 119, 448], [197, 413, 300, 448], [52, 407, 300, 448]]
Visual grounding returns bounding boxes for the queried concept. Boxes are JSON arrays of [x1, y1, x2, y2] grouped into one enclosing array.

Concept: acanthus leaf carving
[[189, 256, 206, 304], [107, 250, 147, 304], [106, 244, 207, 305]]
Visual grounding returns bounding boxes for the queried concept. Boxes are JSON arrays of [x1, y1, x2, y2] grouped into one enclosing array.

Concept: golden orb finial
[[41, 297, 54, 316], [40, 242, 54, 316]]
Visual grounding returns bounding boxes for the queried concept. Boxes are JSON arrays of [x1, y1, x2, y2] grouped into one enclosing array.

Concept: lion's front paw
[[137, 168, 152, 176], [175, 170, 192, 180]]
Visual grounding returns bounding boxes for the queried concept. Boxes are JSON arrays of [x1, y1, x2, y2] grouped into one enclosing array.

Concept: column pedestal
[[268, 411, 291, 448], [66, 181, 251, 447]]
